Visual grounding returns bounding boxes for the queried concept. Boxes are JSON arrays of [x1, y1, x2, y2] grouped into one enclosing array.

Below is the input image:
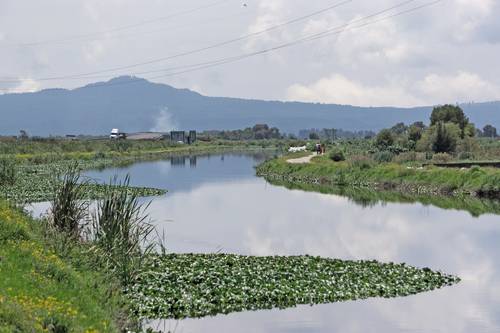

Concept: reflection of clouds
[[147, 179, 500, 333]]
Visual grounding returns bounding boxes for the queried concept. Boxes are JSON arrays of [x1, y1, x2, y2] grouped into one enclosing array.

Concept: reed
[[49, 162, 89, 238], [91, 175, 155, 285]]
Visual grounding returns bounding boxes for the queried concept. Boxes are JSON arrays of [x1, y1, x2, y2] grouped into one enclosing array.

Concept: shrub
[[329, 149, 345, 162], [375, 129, 394, 148], [374, 151, 394, 163], [94, 151, 106, 159], [387, 145, 407, 155], [0, 158, 16, 185], [431, 153, 453, 163], [458, 152, 475, 160], [470, 165, 483, 173], [349, 155, 374, 169], [394, 151, 417, 163]]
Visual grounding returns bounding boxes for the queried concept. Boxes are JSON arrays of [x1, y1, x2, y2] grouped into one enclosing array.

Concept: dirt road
[[287, 153, 316, 164]]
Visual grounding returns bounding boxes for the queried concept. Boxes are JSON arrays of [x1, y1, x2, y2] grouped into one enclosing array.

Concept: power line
[[1, 0, 443, 90], [2, 0, 233, 48], [52, 0, 421, 82], [0, 0, 354, 82]]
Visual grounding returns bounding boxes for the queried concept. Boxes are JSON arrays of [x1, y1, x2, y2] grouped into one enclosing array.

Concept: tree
[[430, 105, 469, 138], [390, 122, 407, 135], [432, 122, 458, 153], [408, 124, 424, 142], [309, 132, 320, 140], [411, 121, 426, 129], [252, 124, 269, 132], [483, 124, 497, 138], [375, 129, 394, 148], [19, 129, 29, 140]]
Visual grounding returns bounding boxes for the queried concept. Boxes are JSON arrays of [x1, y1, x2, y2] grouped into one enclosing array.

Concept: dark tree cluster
[[200, 124, 282, 141], [375, 105, 480, 154]]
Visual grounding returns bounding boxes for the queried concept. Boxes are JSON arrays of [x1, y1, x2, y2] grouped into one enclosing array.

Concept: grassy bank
[[0, 201, 126, 332], [256, 154, 500, 199]]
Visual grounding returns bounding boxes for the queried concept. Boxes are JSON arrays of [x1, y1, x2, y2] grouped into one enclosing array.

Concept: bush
[[375, 129, 394, 148], [329, 149, 345, 162], [374, 151, 394, 163], [431, 153, 453, 163], [458, 152, 475, 160], [349, 155, 374, 169], [393, 151, 417, 163], [387, 145, 407, 155], [0, 158, 16, 185]]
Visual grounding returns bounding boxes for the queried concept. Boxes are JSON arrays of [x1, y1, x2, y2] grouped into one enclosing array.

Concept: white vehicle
[[288, 146, 307, 153], [110, 128, 120, 139]]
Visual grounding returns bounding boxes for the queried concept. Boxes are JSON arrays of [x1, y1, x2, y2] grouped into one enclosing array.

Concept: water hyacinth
[[0, 160, 165, 203], [127, 254, 460, 320]]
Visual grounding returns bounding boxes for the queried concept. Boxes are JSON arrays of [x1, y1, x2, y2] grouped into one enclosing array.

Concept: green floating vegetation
[[0, 161, 166, 203], [127, 254, 460, 320]]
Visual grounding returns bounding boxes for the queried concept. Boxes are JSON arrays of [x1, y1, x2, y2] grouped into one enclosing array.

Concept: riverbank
[[256, 154, 500, 199], [1, 139, 279, 164], [0, 200, 127, 332], [1, 141, 279, 203]]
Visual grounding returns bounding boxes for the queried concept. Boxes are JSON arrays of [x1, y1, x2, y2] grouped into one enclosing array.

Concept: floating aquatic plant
[[0, 160, 165, 203], [127, 254, 460, 320]]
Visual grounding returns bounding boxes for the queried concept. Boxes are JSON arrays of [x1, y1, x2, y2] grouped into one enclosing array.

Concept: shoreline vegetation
[[258, 105, 500, 203], [257, 154, 500, 200]]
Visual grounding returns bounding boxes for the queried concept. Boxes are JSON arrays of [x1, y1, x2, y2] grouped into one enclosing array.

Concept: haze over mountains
[[0, 76, 499, 136]]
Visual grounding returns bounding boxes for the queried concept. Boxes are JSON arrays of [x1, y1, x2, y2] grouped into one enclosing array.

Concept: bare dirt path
[[287, 153, 317, 164]]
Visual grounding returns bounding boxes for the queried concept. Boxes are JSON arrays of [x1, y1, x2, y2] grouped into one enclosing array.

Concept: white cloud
[[415, 71, 500, 103], [450, 0, 494, 41], [83, 41, 106, 63], [1, 78, 41, 94], [287, 71, 500, 107], [287, 73, 423, 107]]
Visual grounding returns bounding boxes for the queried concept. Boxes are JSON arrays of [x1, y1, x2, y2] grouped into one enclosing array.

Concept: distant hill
[[0, 76, 498, 136]]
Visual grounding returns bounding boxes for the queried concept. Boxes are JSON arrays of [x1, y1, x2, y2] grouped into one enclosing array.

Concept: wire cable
[[1, 0, 443, 90]]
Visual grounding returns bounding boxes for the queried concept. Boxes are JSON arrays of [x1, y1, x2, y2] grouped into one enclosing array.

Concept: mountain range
[[0, 76, 499, 136]]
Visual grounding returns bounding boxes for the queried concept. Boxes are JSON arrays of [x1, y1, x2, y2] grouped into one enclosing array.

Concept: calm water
[[31, 152, 500, 332]]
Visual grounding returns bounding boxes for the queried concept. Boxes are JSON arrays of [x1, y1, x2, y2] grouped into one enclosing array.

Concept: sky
[[0, 0, 499, 107]]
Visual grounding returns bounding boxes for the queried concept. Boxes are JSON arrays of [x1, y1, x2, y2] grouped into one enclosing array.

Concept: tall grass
[[91, 175, 155, 285], [49, 163, 89, 238]]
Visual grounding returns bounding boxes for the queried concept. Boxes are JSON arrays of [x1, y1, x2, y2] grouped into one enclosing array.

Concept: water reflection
[[268, 180, 500, 218], [143, 179, 500, 332], [29, 152, 500, 332]]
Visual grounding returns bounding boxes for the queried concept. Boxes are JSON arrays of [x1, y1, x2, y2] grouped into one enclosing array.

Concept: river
[[30, 151, 500, 332]]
